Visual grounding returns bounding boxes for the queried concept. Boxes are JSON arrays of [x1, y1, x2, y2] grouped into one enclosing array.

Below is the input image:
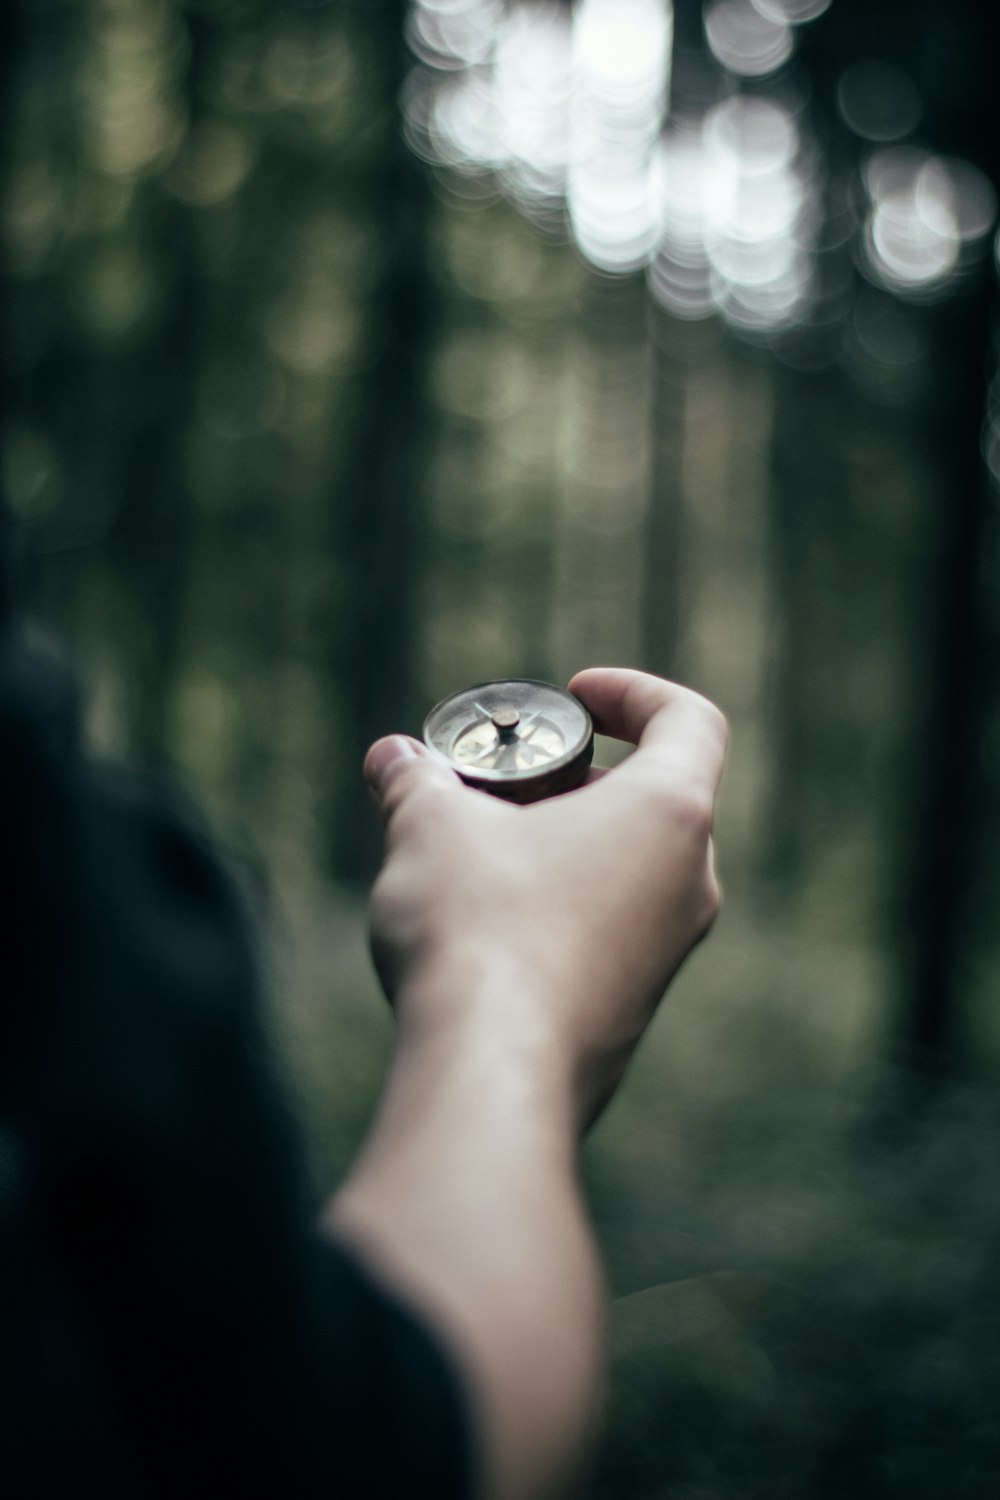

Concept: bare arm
[[328, 668, 728, 1500]]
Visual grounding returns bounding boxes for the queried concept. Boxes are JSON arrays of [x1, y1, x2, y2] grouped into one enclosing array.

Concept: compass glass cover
[[423, 680, 591, 785]]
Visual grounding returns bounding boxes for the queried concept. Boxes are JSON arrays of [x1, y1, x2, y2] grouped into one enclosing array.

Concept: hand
[[363, 668, 727, 1128], [340, 671, 726, 1496]]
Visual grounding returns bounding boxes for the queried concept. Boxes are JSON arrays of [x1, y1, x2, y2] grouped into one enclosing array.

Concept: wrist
[[391, 942, 580, 1135], [392, 933, 651, 1135]]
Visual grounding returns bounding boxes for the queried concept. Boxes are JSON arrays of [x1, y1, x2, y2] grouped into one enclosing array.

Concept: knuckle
[[702, 870, 723, 926], [370, 865, 408, 927], [623, 673, 654, 725], [705, 700, 729, 746], [669, 782, 717, 840], [633, 773, 716, 841], [686, 871, 722, 947], [686, 689, 728, 745]]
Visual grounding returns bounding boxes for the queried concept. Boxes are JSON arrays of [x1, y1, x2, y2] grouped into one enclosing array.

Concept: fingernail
[[364, 736, 420, 795]]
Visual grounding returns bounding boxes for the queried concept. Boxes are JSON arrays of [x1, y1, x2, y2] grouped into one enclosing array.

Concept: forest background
[[4, 0, 1000, 1494]]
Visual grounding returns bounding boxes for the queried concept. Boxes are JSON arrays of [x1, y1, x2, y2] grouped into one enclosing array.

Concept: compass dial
[[451, 714, 565, 772], [423, 681, 593, 803]]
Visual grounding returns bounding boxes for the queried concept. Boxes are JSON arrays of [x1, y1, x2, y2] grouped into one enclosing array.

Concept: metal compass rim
[[422, 679, 594, 789]]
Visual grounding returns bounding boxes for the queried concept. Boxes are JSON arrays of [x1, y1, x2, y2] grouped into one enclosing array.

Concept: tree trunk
[[328, 0, 438, 883]]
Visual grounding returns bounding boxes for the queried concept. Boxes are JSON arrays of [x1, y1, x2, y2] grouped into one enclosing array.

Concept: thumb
[[363, 734, 460, 823]]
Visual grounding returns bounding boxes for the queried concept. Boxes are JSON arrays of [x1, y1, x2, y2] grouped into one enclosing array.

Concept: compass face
[[450, 713, 565, 773], [423, 680, 594, 803]]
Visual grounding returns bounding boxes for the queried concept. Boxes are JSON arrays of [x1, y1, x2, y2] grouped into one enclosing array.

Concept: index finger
[[568, 667, 728, 797]]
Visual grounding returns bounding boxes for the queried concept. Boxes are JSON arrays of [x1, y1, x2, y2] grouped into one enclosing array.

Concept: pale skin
[[328, 667, 728, 1500]]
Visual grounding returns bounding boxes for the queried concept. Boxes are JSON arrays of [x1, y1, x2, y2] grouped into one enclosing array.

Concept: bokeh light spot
[[703, 94, 798, 175], [752, 0, 831, 23], [649, 94, 816, 332], [573, 0, 672, 102], [862, 148, 993, 296], [2, 430, 59, 519], [263, 287, 359, 375], [406, 0, 502, 71], [77, 249, 160, 338], [846, 288, 929, 403], [837, 61, 921, 143], [931, 157, 997, 243], [166, 123, 253, 206], [704, 0, 793, 79], [495, 3, 575, 206]]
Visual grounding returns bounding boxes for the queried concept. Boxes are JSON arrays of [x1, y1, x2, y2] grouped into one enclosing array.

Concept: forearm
[[327, 961, 605, 1500]]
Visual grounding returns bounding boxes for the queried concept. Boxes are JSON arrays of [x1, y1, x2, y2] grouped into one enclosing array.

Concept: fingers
[[364, 669, 726, 834], [569, 667, 728, 799], [364, 735, 463, 826]]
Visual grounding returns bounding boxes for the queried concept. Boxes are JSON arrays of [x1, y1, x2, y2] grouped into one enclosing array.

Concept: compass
[[423, 680, 594, 803]]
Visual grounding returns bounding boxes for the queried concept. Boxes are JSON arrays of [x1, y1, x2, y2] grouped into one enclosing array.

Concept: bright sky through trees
[[404, 0, 997, 343]]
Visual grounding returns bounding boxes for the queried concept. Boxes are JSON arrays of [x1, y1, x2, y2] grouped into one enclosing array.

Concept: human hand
[[363, 668, 727, 1128]]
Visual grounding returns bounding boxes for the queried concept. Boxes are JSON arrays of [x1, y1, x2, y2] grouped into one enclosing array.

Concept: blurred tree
[[329, 0, 438, 882], [892, 0, 1000, 1074], [0, 0, 23, 537], [789, 0, 1000, 1075], [3, 0, 999, 1077], [643, 307, 685, 680], [104, 4, 213, 758]]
